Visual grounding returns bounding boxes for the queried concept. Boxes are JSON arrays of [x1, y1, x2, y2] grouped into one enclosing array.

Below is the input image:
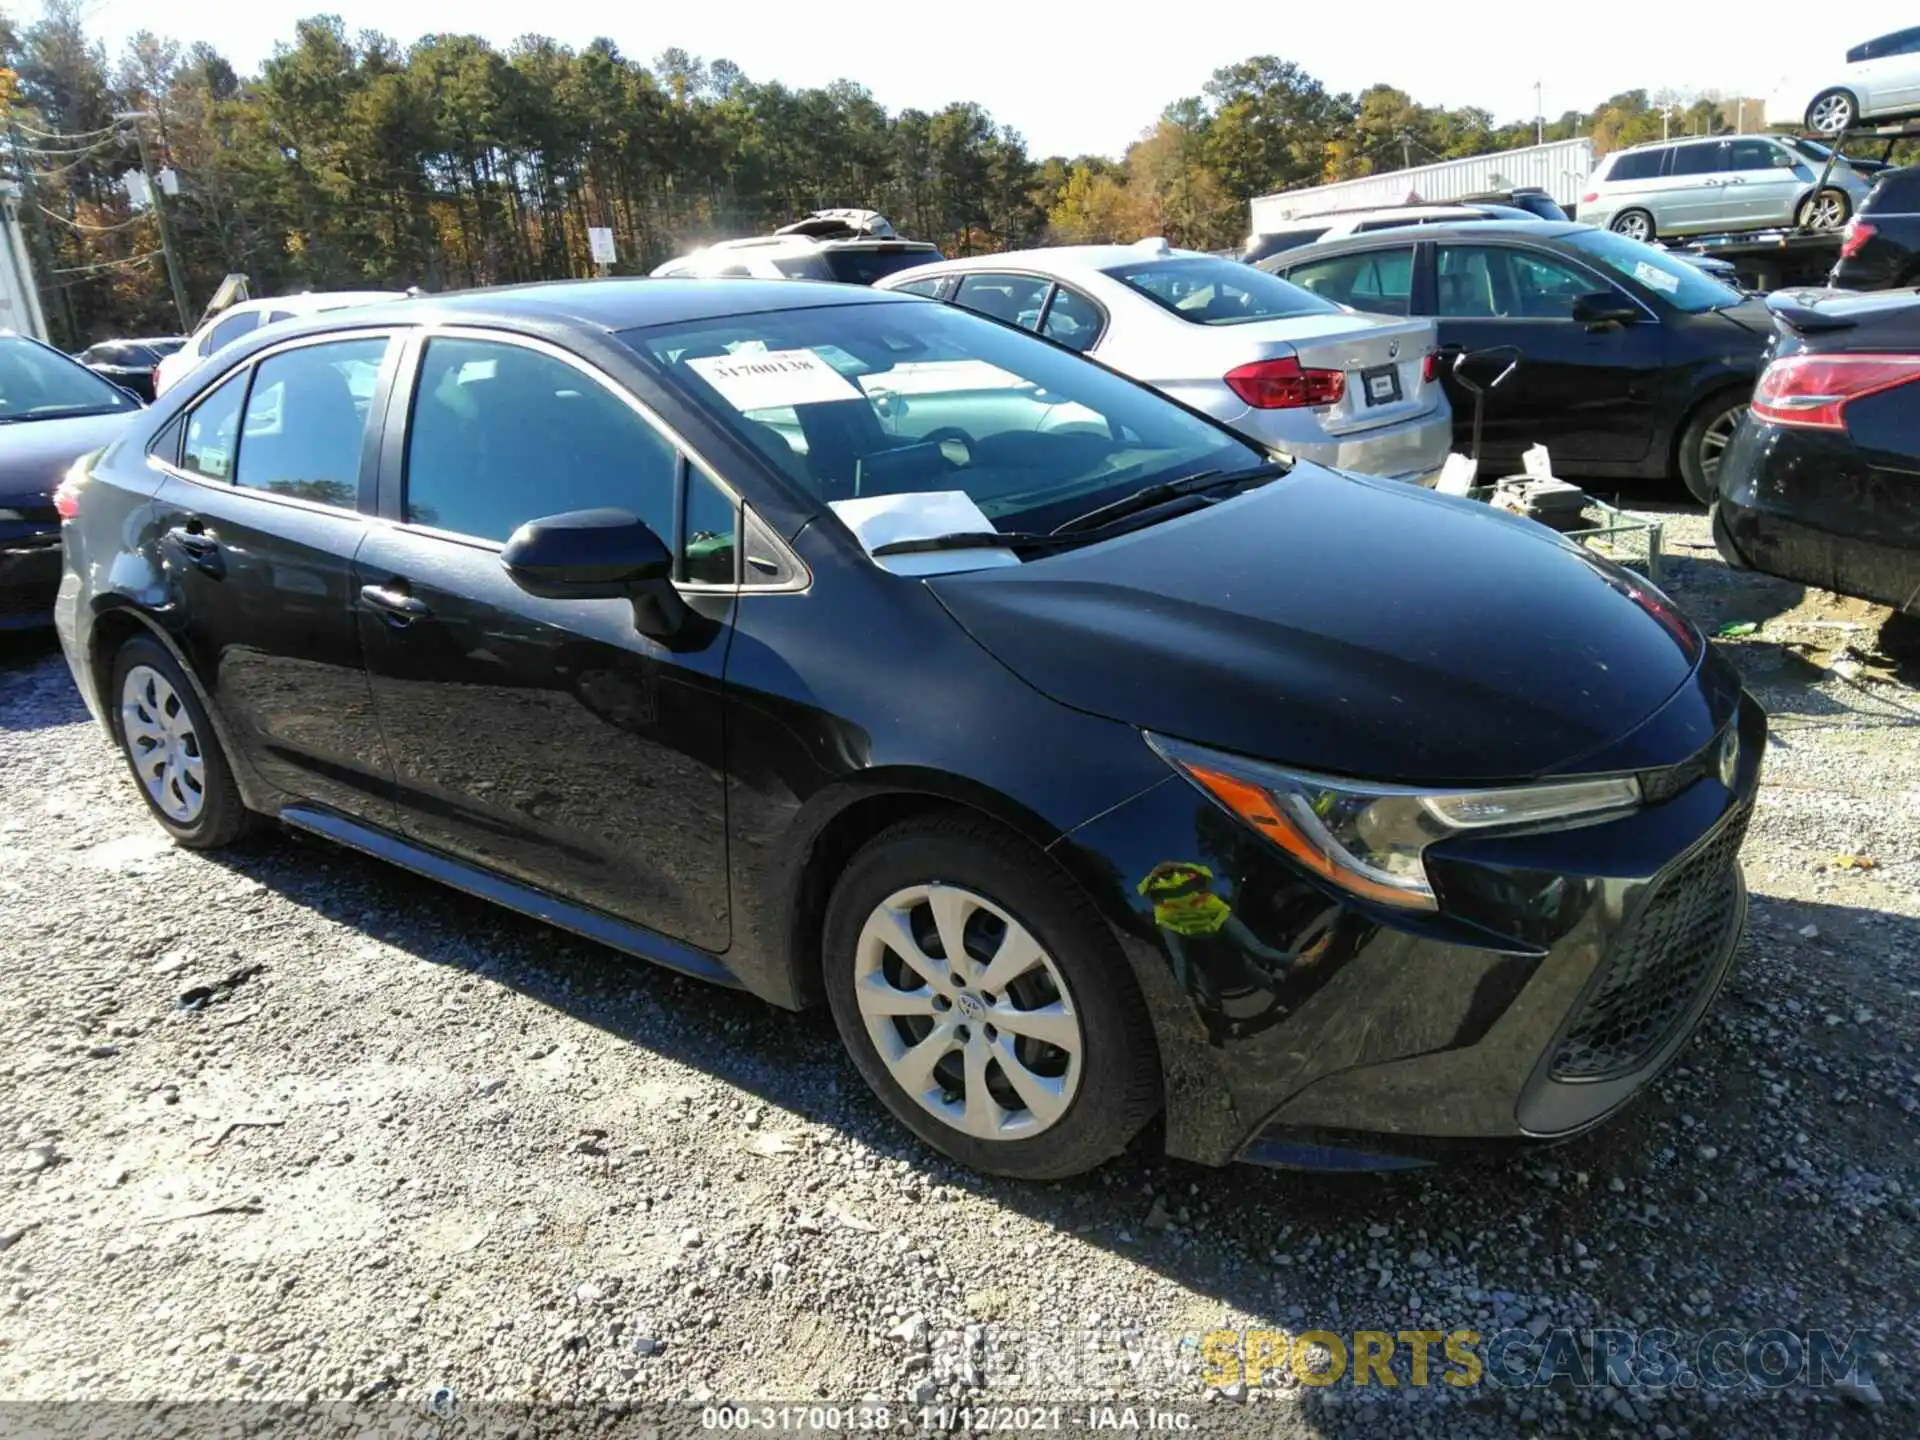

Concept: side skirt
[[278, 805, 742, 990]]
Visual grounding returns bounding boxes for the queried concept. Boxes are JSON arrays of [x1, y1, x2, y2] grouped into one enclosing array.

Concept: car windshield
[[1104, 256, 1340, 325], [822, 248, 946, 286], [1560, 229, 1743, 312], [628, 300, 1261, 534], [0, 336, 138, 422]]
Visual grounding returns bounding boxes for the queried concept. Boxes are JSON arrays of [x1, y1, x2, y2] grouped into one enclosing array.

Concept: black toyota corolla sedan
[[52, 280, 1764, 1179]]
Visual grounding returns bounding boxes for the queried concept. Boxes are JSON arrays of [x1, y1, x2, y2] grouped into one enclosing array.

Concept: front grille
[[1550, 801, 1751, 1081]]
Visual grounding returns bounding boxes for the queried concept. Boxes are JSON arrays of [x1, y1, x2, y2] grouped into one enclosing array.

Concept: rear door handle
[[164, 524, 224, 577], [359, 582, 431, 625]]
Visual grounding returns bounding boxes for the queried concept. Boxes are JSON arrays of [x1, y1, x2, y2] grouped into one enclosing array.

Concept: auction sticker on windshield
[[1632, 261, 1680, 295], [687, 348, 863, 409]]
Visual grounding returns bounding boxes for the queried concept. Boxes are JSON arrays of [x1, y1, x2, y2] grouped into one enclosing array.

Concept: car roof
[[1262, 220, 1590, 264], [876, 244, 1209, 280], [254, 277, 918, 338]]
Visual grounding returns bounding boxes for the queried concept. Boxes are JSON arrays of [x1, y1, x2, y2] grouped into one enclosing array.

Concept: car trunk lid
[[1236, 313, 1440, 435]]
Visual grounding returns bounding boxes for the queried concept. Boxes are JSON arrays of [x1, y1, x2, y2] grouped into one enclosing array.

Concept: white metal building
[[0, 183, 49, 342], [1249, 138, 1597, 233]]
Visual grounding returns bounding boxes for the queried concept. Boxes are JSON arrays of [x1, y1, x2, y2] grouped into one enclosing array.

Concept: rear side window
[[1603, 150, 1664, 182], [404, 337, 678, 546], [1104, 257, 1339, 325], [232, 338, 387, 508], [1041, 286, 1102, 351], [1282, 248, 1414, 316], [181, 372, 246, 480], [1244, 229, 1330, 265], [1669, 144, 1727, 177], [954, 274, 1051, 328], [1864, 170, 1920, 212], [208, 311, 258, 354], [889, 276, 945, 297]]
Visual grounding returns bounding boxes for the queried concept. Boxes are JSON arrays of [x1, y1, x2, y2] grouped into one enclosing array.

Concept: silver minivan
[[1578, 135, 1871, 241]]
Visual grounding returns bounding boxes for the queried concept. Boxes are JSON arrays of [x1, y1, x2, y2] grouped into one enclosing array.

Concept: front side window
[[628, 299, 1258, 535], [1435, 245, 1605, 320], [0, 337, 138, 423], [1728, 140, 1787, 171], [182, 372, 246, 480], [404, 337, 678, 546], [1283, 248, 1414, 316], [1105, 257, 1339, 325], [681, 468, 739, 585], [954, 274, 1052, 328], [232, 338, 387, 508]]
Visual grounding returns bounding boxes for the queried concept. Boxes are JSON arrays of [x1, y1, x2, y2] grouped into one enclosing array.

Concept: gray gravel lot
[[0, 510, 1914, 1437]]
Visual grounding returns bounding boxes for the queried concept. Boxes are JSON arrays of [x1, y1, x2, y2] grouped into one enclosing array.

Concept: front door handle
[[164, 523, 224, 578], [359, 582, 431, 625]]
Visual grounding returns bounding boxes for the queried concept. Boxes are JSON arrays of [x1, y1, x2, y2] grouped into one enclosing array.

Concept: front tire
[[110, 637, 250, 849], [1678, 394, 1750, 504], [1610, 208, 1655, 243], [1797, 188, 1851, 231], [1806, 89, 1858, 136], [822, 815, 1159, 1179]]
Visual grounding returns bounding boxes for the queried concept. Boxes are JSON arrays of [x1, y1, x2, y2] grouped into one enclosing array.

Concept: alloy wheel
[[853, 882, 1082, 1141], [1697, 404, 1747, 489], [1802, 193, 1847, 231], [120, 664, 206, 825], [1613, 212, 1651, 242], [1809, 94, 1854, 135]]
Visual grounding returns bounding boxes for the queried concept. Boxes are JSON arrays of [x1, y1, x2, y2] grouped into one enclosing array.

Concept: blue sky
[[69, 0, 1920, 159]]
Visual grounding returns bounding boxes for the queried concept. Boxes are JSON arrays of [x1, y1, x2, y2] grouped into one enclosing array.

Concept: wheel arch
[[774, 769, 1098, 1012], [86, 600, 276, 812]]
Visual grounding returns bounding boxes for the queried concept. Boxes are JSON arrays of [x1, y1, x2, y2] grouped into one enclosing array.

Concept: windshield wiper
[[1049, 460, 1288, 536], [871, 529, 1081, 558]]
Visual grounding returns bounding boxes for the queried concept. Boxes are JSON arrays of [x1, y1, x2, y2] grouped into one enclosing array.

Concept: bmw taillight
[[1225, 356, 1345, 409], [1750, 353, 1920, 430], [1421, 352, 1439, 384], [1837, 219, 1876, 260]]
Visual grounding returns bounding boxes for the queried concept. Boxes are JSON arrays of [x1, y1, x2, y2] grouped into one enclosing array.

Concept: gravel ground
[[0, 509, 1914, 1438]]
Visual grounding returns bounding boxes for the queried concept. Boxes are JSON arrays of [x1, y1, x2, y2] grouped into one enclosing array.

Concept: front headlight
[[1146, 733, 1642, 911]]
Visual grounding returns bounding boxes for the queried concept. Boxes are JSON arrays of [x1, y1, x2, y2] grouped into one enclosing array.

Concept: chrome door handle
[[359, 583, 431, 625]]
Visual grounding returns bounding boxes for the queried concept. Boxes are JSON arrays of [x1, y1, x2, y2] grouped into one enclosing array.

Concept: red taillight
[[1225, 356, 1346, 409], [1421, 351, 1439, 384], [1750, 353, 1920, 430], [150, 364, 162, 394], [1838, 219, 1876, 260], [1580, 192, 1598, 205], [52, 473, 83, 519]]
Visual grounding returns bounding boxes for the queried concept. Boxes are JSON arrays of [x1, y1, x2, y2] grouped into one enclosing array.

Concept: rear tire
[[822, 814, 1159, 1180], [1796, 188, 1851, 232], [1806, 89, 1858, 136], [1678, 393, 1750, 505], [1610, 209, 1655, 243], [109, 636, 251, 849]]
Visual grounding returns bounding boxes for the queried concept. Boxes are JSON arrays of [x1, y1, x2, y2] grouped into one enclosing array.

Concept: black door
[[354, 332, 735, 952], [152, 334, 400, 824], [1429, 241, 1666, 471]]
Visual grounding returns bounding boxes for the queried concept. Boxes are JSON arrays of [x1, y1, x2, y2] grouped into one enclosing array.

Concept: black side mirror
[[501, 508, 688, 638], [1571, 292, 1640, 330]]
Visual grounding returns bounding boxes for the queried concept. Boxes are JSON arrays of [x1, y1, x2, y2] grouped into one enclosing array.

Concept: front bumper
[[1051, 684, 1766, 1169], [0, 530, 61, 630]]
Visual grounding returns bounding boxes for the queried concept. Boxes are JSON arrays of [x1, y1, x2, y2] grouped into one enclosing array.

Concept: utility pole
[[7, 119, 77, 346], [1535, 81, 1544, 145], [116, 111, 190, 331]]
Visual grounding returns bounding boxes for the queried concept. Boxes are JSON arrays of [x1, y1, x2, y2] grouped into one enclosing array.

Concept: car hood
[[927, 466, 1705, 785], [0, 410, 134, 506]]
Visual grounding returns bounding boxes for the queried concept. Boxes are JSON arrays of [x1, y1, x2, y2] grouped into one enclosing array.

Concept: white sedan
[[875, 240, 1451, 484], [1767, 25, 1920, 134]]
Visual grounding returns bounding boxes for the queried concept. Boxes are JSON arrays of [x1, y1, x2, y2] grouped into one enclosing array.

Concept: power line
[[39, 204, 151, 234], [51, 250, 160, 276], [11, 119, 123, 145]]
